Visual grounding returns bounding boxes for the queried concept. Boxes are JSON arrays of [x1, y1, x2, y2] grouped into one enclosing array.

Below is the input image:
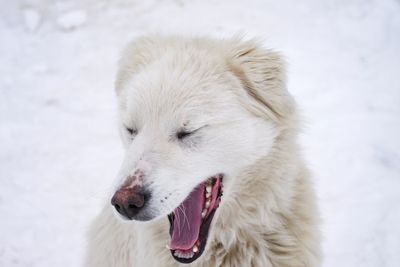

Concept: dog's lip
[[167, 175, 223, 264]]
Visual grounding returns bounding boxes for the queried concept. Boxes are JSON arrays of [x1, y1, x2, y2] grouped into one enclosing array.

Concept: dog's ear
[[228, 39, 295, 123]]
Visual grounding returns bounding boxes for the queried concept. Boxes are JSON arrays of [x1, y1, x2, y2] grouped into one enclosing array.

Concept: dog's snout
[[111, 187, 146, 220]]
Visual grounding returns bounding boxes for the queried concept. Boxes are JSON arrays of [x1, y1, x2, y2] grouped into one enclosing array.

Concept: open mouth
[[167, 174, 223, 264]]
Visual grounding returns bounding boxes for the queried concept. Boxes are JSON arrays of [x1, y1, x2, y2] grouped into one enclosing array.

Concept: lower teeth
[[206, 185, 212, 192], [174, 250, 194, 259], [201, 210, 207, 218]]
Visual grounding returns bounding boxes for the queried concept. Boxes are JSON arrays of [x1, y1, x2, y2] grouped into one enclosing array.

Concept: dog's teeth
[[206, 185, 212, 193], [205, 200, 211, 208], [166, 244, 170, 250], [206, 192, 211, 198], [202, 209, 207, 218], [174, 250, 194, 259], [193, 245, 199, 253]]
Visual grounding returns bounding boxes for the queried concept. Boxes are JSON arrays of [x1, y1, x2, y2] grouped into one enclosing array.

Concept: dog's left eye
[[176, 126, 206, 141], [176, 130, 193, 140]]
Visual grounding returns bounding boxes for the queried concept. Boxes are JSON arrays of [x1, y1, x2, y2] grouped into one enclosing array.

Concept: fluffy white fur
[[84, 35, 322, 267]]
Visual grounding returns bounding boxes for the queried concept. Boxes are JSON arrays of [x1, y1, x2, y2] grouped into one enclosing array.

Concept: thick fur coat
[[84, 36, 322, 267]]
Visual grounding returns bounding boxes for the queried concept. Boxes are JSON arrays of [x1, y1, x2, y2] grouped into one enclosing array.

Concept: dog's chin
[[167, 174, 224, 264]]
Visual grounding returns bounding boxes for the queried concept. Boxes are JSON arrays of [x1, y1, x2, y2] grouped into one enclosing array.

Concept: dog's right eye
[[125, 127, 137, 136]]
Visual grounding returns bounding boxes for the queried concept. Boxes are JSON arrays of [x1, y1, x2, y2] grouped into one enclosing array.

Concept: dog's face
[[111, 36, 292, 263]]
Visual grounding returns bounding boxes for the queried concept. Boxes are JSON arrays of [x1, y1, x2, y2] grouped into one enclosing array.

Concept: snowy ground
[[1, 0, 399, 266]]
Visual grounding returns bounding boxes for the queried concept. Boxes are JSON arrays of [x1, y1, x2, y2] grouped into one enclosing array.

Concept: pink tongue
[[170, 184, 205, 250]]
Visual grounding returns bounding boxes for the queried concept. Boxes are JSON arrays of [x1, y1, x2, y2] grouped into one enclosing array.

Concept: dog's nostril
[[115, 204, 121, 211]]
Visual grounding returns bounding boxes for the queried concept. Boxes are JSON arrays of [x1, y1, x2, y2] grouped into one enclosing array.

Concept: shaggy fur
[[84, 35, 322, 267]]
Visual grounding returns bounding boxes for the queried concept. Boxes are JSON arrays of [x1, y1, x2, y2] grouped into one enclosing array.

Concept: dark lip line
[[167, 176, 223, 264]]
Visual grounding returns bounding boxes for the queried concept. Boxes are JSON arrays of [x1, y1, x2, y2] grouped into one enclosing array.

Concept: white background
[[1, 0, 399, 266]]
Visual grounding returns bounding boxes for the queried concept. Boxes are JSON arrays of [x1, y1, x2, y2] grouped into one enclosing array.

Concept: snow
[[0, 0, 399, 266], [56, 10, 87, 30], [22, 8, 41, 32]]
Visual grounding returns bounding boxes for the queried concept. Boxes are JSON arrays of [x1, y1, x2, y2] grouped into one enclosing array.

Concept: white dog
[[85, 35, 322, 267]]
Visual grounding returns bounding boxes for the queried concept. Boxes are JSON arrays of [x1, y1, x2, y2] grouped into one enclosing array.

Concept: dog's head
[[111, 36, 295, 263]]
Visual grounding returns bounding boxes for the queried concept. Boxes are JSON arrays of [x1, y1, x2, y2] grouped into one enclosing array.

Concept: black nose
[[111, 187, 146, 220]]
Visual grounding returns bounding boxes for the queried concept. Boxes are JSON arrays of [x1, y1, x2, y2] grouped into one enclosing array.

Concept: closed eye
[[125, 126, 137, 136], [176, 125, 207, 140], [176, 130, 193, 140]]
